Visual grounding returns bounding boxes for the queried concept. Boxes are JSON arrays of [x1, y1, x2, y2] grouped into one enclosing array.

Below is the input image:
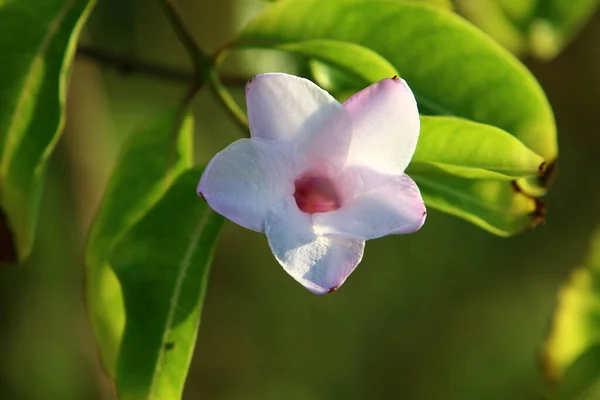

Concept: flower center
[[294, 175, 341, 214]]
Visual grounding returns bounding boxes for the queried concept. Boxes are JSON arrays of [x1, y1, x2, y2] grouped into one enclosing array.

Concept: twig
[[155, 0, 211, 172], [77, 45, 193, 83], [166, 81, 202, 186], [207, 68, 249, 136], [77, 45, 249, 87], [156, 0, 210, 77]]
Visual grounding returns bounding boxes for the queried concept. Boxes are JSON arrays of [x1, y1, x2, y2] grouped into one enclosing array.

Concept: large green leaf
[[265, 40, 399, 87], [237, 0, 557, 165], [86, 111, 193, 376], [455, 0, 530, 56], [407, 163, 542, 236], [548, 345, 600, 400], [542, 229, 600, 382], [309, 60, 364, 102], [264, 0, 452, 6], [112, 167, 223, 400], [456, 0, 600, 60], [533, 0, 600, 59], [405, 0, 453, 9], [542, 228, 600, 398], [0, 0, 96, 263], [242, 39, 399, 104], [413, 116, 545, 180]]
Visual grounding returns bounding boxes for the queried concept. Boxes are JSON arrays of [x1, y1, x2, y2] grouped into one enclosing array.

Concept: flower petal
[[198, 138, 299, 232], [297, 102, 352, 173], [247, 73, 352, 172], [344, 77, 420, 175], [265, 197, 365, 294], [246, 73, 340, 142], [314, 173, 426, 240]]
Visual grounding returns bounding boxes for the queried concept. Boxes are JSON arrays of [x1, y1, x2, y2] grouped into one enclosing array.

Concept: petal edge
[[265, 197, 365, 294]]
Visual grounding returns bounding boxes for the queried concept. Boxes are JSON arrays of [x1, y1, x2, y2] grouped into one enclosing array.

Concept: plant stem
[[155, 0, 211, 170], [156, 0, 211, 78], [207, 68, 249, 136], [166, 80, 202, 185], [77, 45, 193, 83], [77, 45, 249, 87]]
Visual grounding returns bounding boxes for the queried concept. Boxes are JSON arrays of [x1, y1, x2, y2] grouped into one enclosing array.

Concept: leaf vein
[[148, 207, 212, 396]]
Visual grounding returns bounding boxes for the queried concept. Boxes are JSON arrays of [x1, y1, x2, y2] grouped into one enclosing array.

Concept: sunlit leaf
[[456, 0, 600, 60], [548, 345, 600, 400], [0, 0, 96, 263], [413, 116, 546, 180], [86, 110, 193, 376], [252, 39, 399, 103], [309, 61, 363, 103], [263, 0, 454, 5], [542, 229, 600, 383], [407, 163, 542, 236], [454, 0, 530, 55], [255, 39, 399, 87], [405, 0, 453, 9], [237, 0, 557, 169], [112, 167, 223, 400]]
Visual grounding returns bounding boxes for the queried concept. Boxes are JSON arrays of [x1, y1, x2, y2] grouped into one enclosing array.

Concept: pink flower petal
[[198, 138, 299, 232], [265, 197, 365, 294], [344, 77, 420, 176], [246, 73, 352, 171], [314, 173, 426, 240]]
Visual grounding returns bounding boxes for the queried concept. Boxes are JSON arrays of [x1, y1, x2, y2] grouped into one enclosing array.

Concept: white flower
[[198, 73, 426, 294]]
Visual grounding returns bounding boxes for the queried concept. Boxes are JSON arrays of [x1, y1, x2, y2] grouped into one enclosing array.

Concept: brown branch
[[77, 45, 248, 87], [156, 0, 210, 77], [77, 45, 193, 83]]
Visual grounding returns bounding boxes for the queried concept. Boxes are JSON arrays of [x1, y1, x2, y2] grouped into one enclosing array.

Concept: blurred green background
[[2, 0, 600, 399]]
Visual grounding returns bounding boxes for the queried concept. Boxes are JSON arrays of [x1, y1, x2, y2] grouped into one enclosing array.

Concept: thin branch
[[77, 45, 249, 87], [77, 45, 193, 83], [156, 0, 210, 77], [166, 80, 202, 186], [208, 68, 249, 136], [155, 0, 211, 170]]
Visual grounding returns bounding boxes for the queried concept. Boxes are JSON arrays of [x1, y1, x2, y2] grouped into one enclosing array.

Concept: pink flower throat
[[294, 175, 341, 214]]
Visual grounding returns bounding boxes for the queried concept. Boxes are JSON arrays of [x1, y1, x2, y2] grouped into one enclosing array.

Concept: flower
[[198, 73, 426, 294]]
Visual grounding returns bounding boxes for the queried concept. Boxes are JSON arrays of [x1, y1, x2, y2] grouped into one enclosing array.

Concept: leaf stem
[[77, 45, 249, 86], [77, 45, 193, 82], [156, 0, 211, 79], [166, 81, 202, 185], [155, 0, 210, 172], [207, 68, 249, 136]]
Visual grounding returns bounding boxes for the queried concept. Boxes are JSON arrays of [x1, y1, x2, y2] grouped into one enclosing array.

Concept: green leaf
[[264, 0, 454, 6], [237, 0, 557, 165], [407, 163, 542, 236], [412, 116, 546, 180], [112, 167, 223, 400], [283, 40, 398, 103], [405, 0, 453, 9], [86, 110, 194, 376], [532, 0, 600, 59], [0, 0, 96, 263], [269, 40, 399, 86], [549, 345, 600, 400], [309, 61, 363, 101], [456, 0, 600, 60], [455, 0, 530, 55], [542, 229, 600, 383]]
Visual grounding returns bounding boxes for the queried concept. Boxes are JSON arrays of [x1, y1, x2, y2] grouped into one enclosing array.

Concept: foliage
[[0, 0, 96, 263], [543, 229, 600, 399], [4, 0, 600, 398], [235, 0, 555, 234], [85, 110, 194, 375], [456, 0, 600, 60]]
